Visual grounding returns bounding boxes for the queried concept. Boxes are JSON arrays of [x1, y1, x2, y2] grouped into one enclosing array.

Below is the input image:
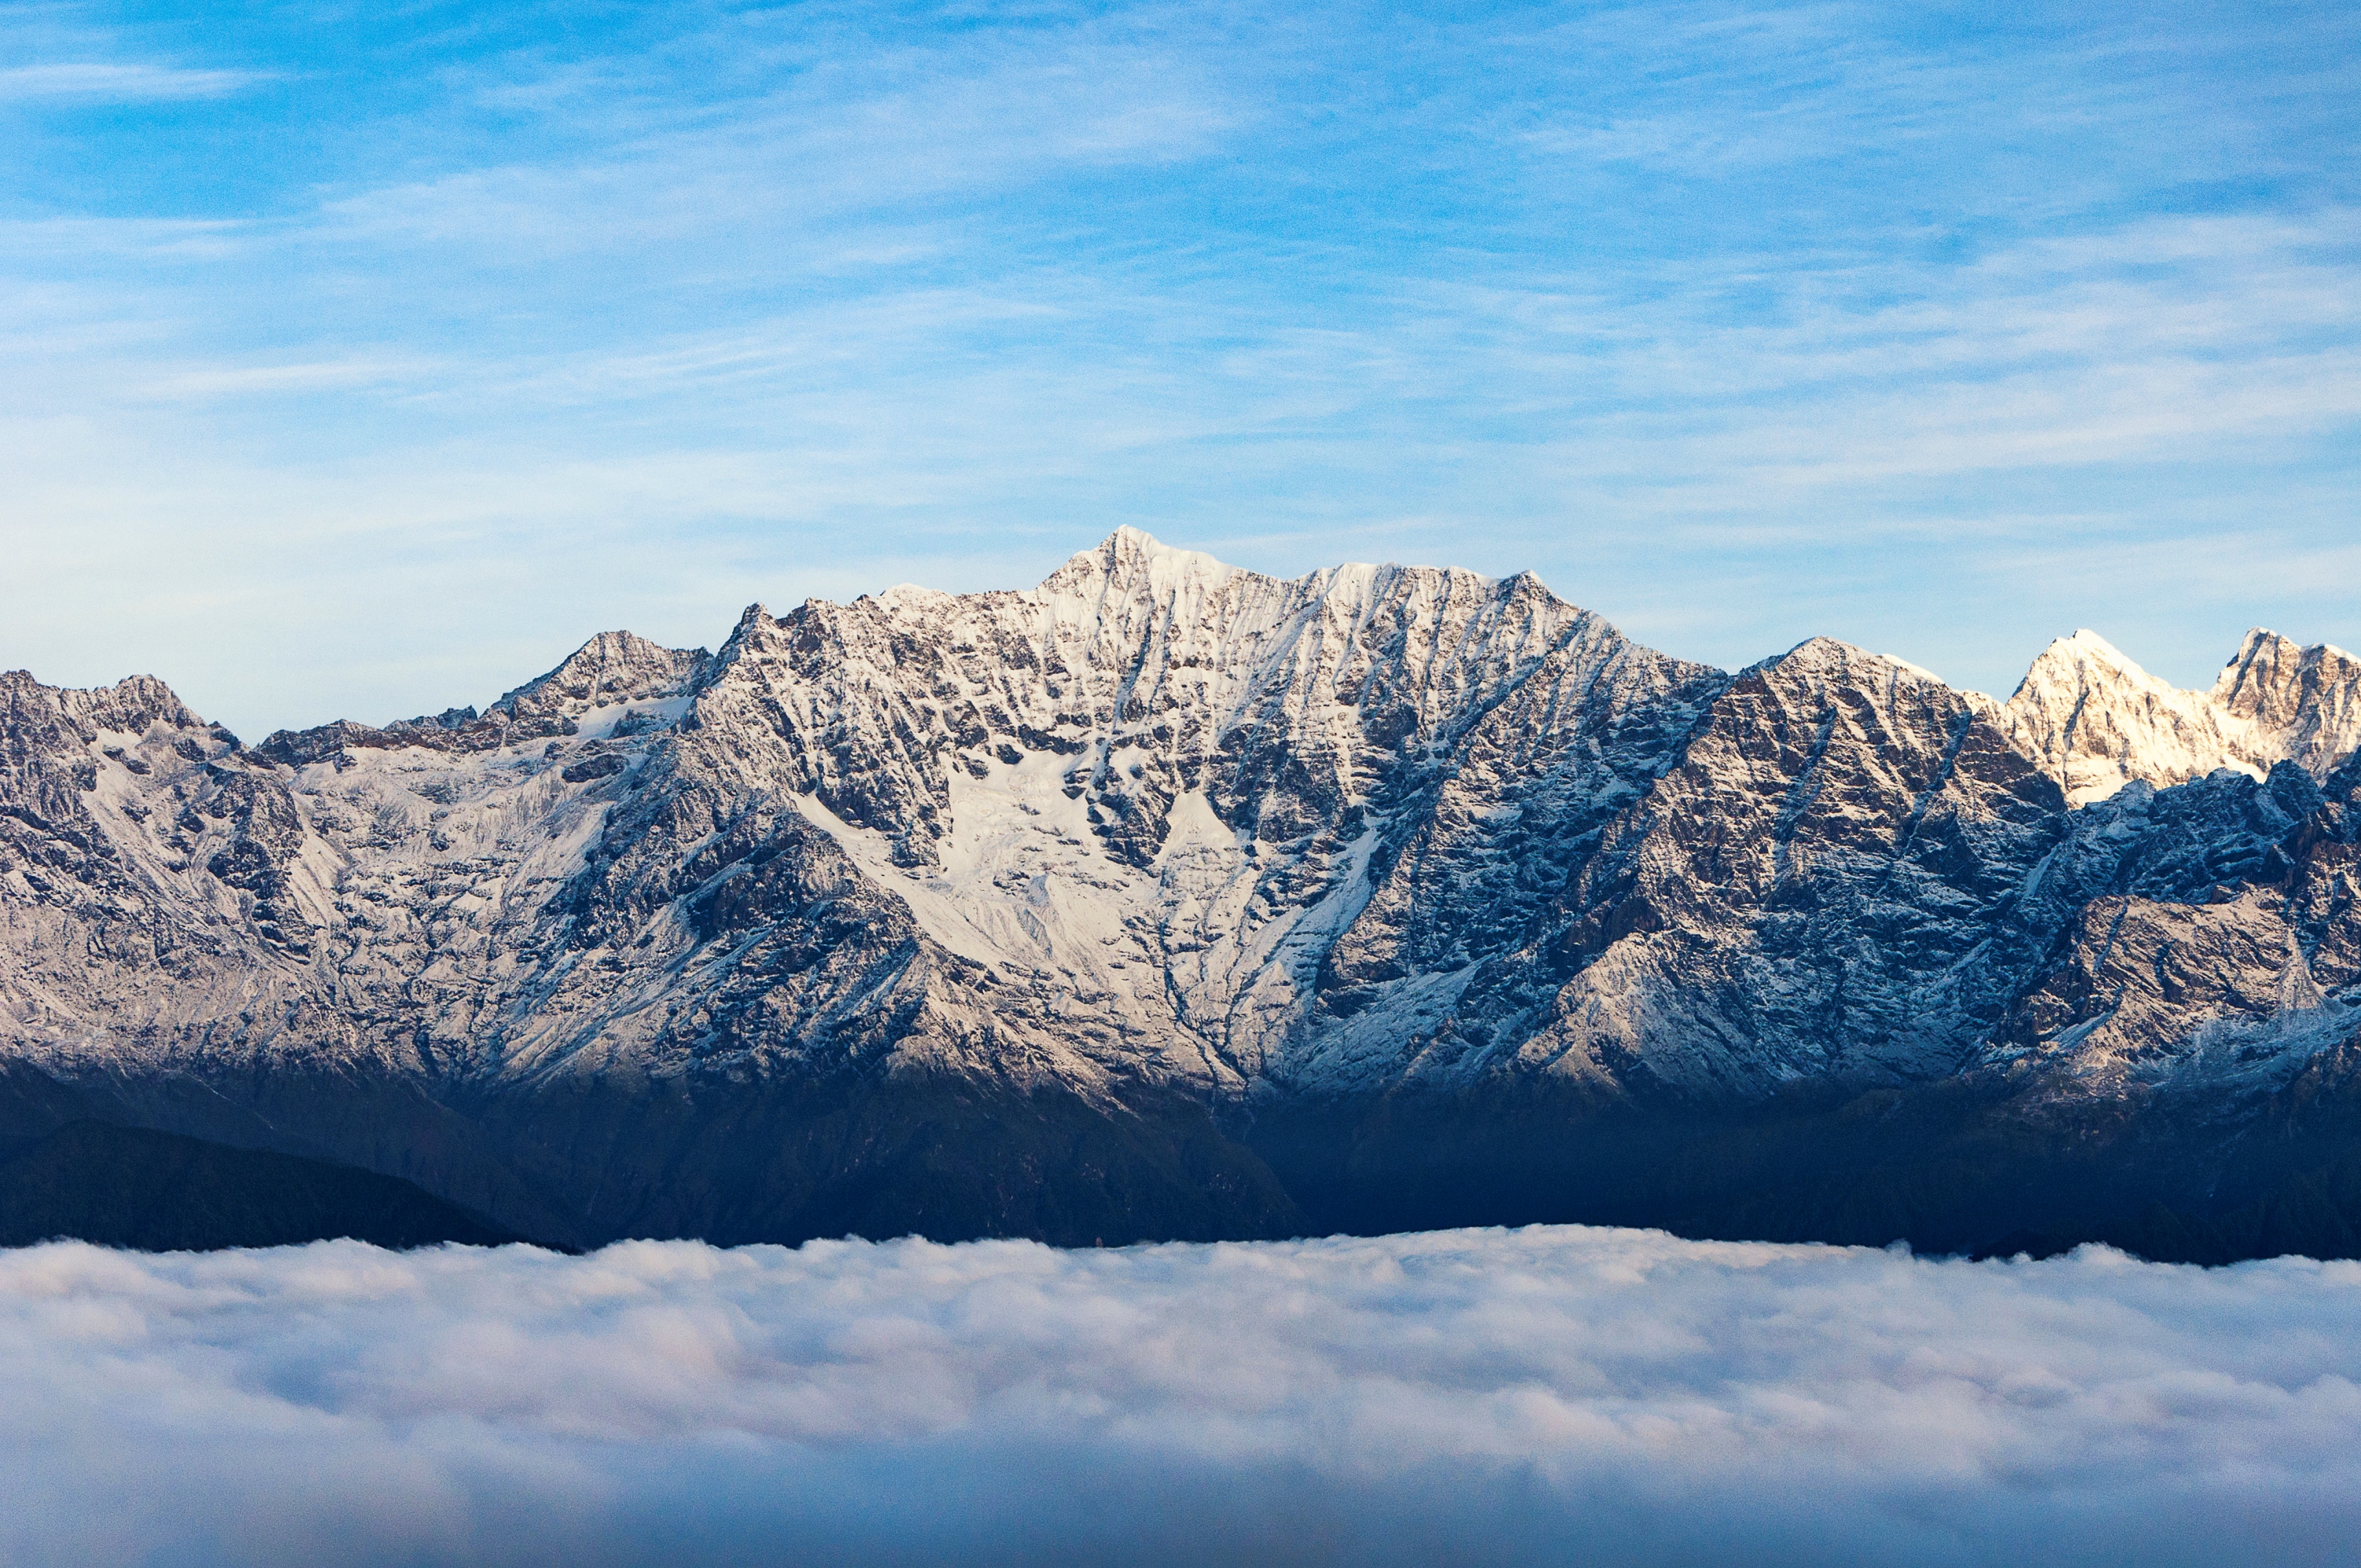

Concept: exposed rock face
[[3, 530, 2359, 1257], [1478, 639, 2069, 1098], [1991, 628, 2361, 805], [2215, 630, 2361, 776], [251, 630, 713, 771]]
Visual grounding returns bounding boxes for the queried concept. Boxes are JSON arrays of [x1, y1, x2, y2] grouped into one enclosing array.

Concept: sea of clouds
[[4, 1224, 2359, 1566]]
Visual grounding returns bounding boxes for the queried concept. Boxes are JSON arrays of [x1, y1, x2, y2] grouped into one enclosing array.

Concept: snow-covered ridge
[[643, 527, 1722, 1092], [1991, 627, 2361, 806], [252, 630, 709, 767]]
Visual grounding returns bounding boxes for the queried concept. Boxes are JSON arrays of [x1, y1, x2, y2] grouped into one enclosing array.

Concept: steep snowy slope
[[1482, 639, 2068, 1097], [644, 528, 1730, 1100], [1993, 628, 2361, 805], [3, 532, 2359, 1255], [2214, 629, 2361, 777]]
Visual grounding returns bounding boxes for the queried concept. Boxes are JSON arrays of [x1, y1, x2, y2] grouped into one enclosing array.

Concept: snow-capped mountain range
[[5, 530, 2359, 1256]]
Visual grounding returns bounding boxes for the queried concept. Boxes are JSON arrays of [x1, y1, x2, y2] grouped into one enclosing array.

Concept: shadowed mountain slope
[[0, 1121, 528, 1250]]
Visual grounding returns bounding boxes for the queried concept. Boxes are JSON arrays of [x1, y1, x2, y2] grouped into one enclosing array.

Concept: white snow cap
[[1997, 624, 2361, 805]]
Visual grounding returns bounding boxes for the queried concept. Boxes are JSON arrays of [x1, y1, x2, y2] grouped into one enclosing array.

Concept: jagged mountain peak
[[2208, 628, 2300, 716], [254, 629, 709, 767], [2006, 628, 2174, 705], [677, 532, 1664, 896], [1998, 630, 2244, 807], [2225, 629, 2361, 785], [1035, 527, 1244, 602], [0, 668, 212, 739], [2213, 626, 2361, 713], [2050, 626, 2137, 665], [1098, 522, 1237, 576], [1764, 634, 1885, 670], [1747, 636, 1949, 695], [490, 628, 709, 726], [1029, 529, 1554, 630], [2222, 624, 2308, 665], [1996, 624, 2361, 806], [0, 671, 227, 839]]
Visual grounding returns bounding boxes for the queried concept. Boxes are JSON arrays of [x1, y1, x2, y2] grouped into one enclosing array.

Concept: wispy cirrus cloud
[[1, 2, 2357, 732], [0, 61, 260, 101], [138, 355, 432, 400]]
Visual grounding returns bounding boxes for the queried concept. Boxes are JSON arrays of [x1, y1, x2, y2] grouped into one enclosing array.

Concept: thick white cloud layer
[[5, 1225, 2359, 1566]]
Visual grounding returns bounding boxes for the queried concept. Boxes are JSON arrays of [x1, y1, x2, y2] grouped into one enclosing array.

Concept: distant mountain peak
[[490, 628, 709, 726], [252, 629, 709, 768], [1037, 527, 1247, 602], [1998, 625, 2361, 805]]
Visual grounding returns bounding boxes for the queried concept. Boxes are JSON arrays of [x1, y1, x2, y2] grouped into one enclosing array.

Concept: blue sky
[[4, 1, 2357, 738]]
